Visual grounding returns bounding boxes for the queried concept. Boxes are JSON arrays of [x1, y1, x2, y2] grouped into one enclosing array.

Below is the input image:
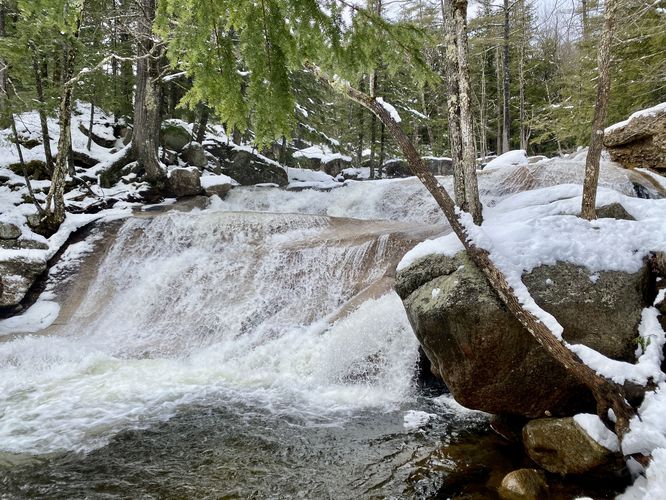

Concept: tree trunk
[[313, 66, 636, 443], [495, 46, 502, 155], [0, 4, 6, 96], [440, 0, 465, 208], [453, 0, 482, 224], [11, 114, 44, 215], [378, 121, 386, 178], [581, 0, 589, 40], [132, 0, 166, 185], [518, 0, 527, 152], [194, 104, 210, 144], [581, 0, 618, 220], [43, 5, 85, 232], [356, 78, 365, 165], [29, 43, 55, 173], [502, 0, 511, 153], [87, 101, 95, 151], [479, 56, 487, 161]]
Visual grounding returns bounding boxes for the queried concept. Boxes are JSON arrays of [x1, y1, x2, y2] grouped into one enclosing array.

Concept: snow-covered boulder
[[395, 251, 650, 418], [181, 142, 208, 168], [161, 120, 192, 152], [604, 102, 666, 171], [482, 150, 529, 171]]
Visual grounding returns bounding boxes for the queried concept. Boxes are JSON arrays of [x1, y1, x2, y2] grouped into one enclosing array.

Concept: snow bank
[[483, 150, 528, 171], [293, 145, 351, 163]]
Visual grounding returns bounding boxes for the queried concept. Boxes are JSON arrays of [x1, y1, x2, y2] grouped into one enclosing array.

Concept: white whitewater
[[0, 158, 655, 457], [0, 210, 432, 455]]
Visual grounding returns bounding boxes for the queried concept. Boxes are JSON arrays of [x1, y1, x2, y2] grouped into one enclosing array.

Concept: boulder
[[0, 257, 47, 307], [161, 121, 192, 152], [204, 141, 235, 169], [596, 202, 635, 221], [523, 418, 616, 475], [225, 151, 288, 186], [181, 142, 208, 168], [321, 157, 351, 177], [0, 222, 21, 240], [396, 252, 649, 417], [167, 168, 202, 197], [424, 157, 453, 175], [498, 469, 548, 500], [203, 181, 233, 199], [383, 159, 411, 178], [8, 160, 49, 180], [604, 103, 666, 171]]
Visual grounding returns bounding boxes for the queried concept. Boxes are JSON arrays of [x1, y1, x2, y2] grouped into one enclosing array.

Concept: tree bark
[[312, 65, 636, 443], [132, 0, 166, 185], [87, 101, 95, 151], [440, 0, 465, 208], [194, 104, 210, 144], [581, 0, 618, 220], [502, 0, 511, 153], [43, 4, 85, 231], [495, 46, 502, 155], [453, 0, 482, 224], [29, 43, 55, 173], [518, 0, 527, 152]]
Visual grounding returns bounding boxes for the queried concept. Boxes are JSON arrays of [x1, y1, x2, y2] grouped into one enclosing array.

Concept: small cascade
[[0, 210, 430, 455]]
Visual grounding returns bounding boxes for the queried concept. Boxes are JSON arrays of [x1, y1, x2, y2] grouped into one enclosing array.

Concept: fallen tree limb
[[310, 64, 636, 442]]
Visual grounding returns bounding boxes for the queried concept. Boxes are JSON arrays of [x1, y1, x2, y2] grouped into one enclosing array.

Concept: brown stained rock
[[498, 469, 548, 500], [604, 104, 666, 171], [167, 168, 202, 198], [523, 418, 615, 475]]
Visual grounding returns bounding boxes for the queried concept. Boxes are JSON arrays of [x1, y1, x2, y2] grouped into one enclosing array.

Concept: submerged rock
[[523, 418, 617, 475], [498, 468, 548, 499], [396, 251, 649, 417]]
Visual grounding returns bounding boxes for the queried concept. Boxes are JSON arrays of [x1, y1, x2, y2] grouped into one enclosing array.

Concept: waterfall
[[0, 210, 428, 455]]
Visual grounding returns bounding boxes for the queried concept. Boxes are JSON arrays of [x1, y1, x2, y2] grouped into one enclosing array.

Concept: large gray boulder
[[0, 257, 47, 307], [161, 121, 192, 152], [396, 252, 649, 417], [0, 222, 21, 240], [225, 151, 288, 186], [604, 103, 666, 171], [181, 142, 208, 168]]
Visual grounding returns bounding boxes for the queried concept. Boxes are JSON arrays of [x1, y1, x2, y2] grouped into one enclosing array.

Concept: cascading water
[[1, 162, 650, 498], [0, 207, 487, 498]]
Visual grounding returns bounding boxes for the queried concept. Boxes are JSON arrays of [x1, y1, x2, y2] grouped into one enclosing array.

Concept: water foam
[[0, 211, 418, 454]]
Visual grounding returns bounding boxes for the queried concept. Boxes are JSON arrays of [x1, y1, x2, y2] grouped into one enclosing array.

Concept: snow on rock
[[619, 447, 666, 499], [293, 145, 351, 163], [483, 150, 528, 171], [605, 102, 666, 135], [0, 301, 60, 336], [376, 97, 402, 123], [573, 413, 620, 452]]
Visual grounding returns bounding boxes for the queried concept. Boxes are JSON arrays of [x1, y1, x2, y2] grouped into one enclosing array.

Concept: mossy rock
[[8, 160, 49, 180]]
